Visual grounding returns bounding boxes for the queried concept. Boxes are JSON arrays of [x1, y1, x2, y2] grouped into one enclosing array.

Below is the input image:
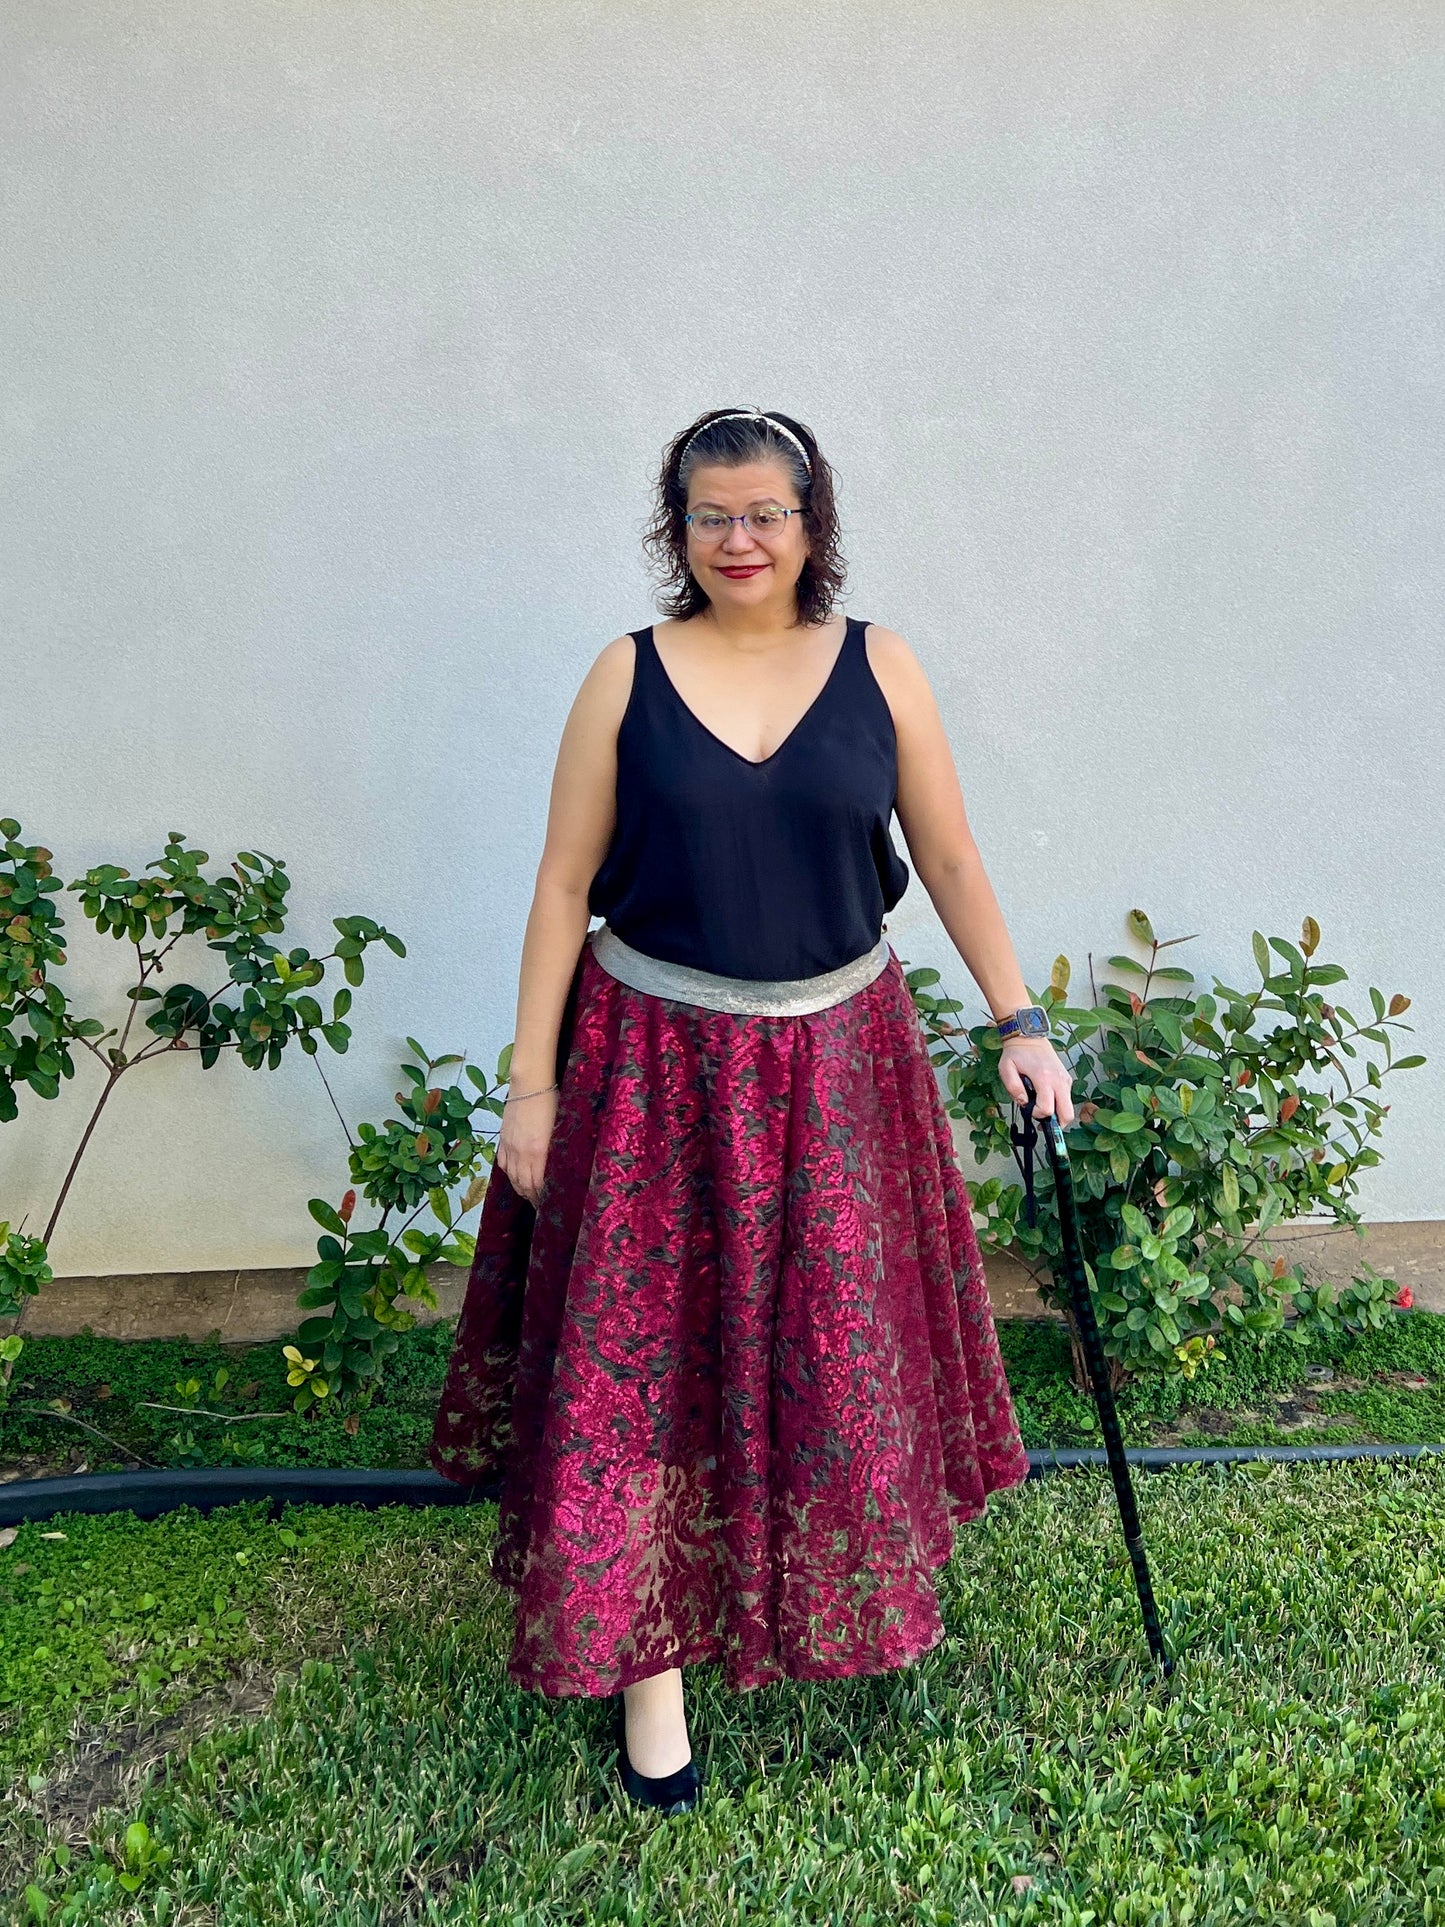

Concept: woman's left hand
[[997, 1037, 1075, 1126]]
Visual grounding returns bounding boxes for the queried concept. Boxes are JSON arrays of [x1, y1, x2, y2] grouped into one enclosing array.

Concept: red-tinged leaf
[[1279, 1094, 1300, 1122], [339, 1188, 357, 1225], [423, 1087, 442, 1115]]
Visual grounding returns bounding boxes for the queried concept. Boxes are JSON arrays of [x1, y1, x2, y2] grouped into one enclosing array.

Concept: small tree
[[906, 909, 1424, 1389], [0, 816, 403, 1401]]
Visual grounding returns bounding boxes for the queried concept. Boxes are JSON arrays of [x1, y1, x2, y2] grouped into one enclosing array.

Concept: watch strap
[[996, 1004, 1049, 1041]]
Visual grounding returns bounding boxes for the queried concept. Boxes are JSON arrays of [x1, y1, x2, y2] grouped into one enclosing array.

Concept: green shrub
[[0, 817, 403, 1402], [906, 908, 1425, 1388]]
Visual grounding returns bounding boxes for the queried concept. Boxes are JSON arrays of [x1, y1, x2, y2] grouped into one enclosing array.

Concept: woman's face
[[683, 458, 808, 612]]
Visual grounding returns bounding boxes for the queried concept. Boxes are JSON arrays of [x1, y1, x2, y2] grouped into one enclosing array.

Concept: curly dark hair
[[640, 407, 847, 628]]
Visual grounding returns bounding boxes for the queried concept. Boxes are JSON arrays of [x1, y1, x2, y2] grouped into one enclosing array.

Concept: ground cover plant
[[2, 1309, 1442, 1489], [2, 1459, 1444, 1922], [0, 1322, 460, 1481]]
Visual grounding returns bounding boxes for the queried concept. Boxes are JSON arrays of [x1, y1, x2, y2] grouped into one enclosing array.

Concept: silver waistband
[[588, 922, 892, 1016]]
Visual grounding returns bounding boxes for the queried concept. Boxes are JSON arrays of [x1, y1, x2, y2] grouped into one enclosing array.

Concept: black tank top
[[586, 616, 910, 980]]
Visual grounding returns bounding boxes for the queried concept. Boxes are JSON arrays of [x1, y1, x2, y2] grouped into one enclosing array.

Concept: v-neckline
[[648, 619, 854, 769]]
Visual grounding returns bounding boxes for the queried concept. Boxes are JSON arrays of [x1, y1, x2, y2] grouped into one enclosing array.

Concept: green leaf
[[1251, 930, 1270, 978], [1151, 1010, 1183, 1054], [381, 930, 406, 957], [343, 955, 365, 988], [308, 1199, 347, 1236], [1126, 909, 1155, 945]]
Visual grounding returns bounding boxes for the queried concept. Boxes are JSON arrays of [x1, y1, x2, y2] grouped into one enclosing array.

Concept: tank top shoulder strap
[[837, 614, 873, 694], [625, 622, 657, 697]]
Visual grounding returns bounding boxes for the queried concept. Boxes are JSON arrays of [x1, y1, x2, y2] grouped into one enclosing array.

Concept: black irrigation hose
[[3, 1442, 1444, 1530]]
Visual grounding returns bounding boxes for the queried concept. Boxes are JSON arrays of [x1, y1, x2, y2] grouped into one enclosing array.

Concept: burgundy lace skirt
[[428, 931, 1031, 1698]]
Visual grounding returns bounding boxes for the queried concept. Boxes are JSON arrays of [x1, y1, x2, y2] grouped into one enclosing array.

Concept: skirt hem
[[495, 1449, 1033, 1699]]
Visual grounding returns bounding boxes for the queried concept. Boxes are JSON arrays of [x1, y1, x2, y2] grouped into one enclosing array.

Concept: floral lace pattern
[[429, 939, 1031, 1697]]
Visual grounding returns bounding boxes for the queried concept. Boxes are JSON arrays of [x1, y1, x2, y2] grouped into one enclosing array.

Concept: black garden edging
[[3, 1443, 1444, 1530]]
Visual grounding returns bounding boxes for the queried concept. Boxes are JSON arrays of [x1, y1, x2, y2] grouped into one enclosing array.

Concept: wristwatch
[[995, 1004, 1049, 1042]]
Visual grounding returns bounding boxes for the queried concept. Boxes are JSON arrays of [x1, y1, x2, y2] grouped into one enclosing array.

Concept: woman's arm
[[506, 632, 635, 1093], [496, 634, 635, 1204], [865, 626, 1074, 1125]]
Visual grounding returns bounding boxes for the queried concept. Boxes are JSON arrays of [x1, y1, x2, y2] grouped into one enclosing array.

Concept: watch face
[[1021, 1009, 1048, 1036]]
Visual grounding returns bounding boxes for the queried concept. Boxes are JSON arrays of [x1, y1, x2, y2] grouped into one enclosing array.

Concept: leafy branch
[[905, 908, 1424, 1389]]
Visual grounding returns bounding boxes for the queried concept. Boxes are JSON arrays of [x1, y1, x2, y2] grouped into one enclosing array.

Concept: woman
[[430, 405, 1074, 1817]]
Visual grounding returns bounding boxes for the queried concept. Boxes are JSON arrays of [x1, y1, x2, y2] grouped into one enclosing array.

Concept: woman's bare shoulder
[[859, 623, 939, 726], [561, 631, 639, 739]]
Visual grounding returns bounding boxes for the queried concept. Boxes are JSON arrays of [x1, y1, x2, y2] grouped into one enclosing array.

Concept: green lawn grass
[[4, 1458, 1445, 1922], [3, 1310, 1443, 1487]]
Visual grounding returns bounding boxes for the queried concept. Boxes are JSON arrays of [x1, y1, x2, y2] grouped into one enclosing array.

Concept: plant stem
[[311, 1055, 356, 1150], [42, 1069, 123, 1250], [6, 1402, 164, 1468], [135, 1402, 291, 1421]]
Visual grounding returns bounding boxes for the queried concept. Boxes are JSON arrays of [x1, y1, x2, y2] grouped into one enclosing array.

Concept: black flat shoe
[[614, 1691, 702, 1816]]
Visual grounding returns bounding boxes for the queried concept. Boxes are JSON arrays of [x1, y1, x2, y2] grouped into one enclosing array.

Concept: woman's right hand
[[494, 1086, 559, 1208]]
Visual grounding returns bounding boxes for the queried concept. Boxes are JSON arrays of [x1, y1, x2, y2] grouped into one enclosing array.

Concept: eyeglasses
[[684, 504, 804, 542]]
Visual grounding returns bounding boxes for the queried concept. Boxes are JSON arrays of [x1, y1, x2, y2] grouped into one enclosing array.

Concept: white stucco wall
[[2, 3, 1442, 1275]]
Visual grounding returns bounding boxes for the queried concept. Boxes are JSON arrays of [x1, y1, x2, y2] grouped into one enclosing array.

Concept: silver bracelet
[[504, 1081, 558, 1104]]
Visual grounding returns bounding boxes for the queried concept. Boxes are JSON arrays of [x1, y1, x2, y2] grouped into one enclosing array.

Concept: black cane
[[1013, 1072, 1175, 1679]]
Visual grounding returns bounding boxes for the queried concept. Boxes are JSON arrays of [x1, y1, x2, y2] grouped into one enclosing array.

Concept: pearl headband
[[678, 407, 812, 476]]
